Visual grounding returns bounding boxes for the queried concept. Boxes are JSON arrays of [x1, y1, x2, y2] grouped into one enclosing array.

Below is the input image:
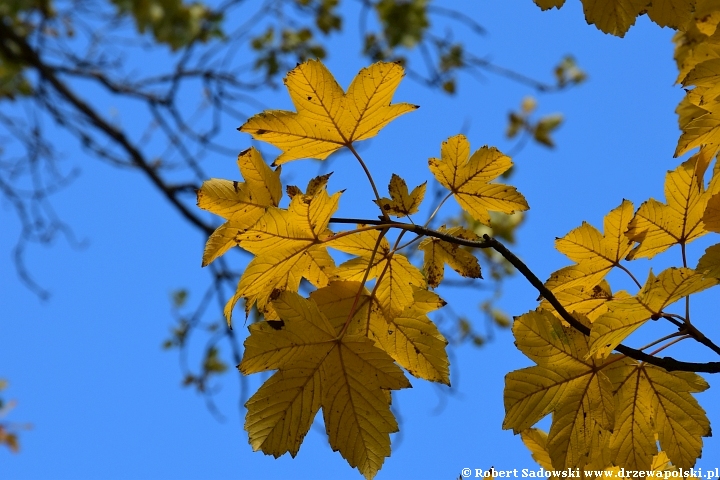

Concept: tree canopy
[[4, 1, 720, 479]]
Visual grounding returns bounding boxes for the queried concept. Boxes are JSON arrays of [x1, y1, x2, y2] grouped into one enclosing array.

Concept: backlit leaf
[[626, 158, 720, 259], [504, 310, 614, 469], [312, 281, 449, 384], [197, 147, 282, 266], [374, 174, 426, 218], [418, 226, 481, 287], [428, 134, 528, 226], [580, 0, 649, 37], [330, 229, 426, 319], [697, 243, 720, 278], [240, 292, 410, 479], [239, 60, 417, 164], [520, 428, 553, 470], [224, 189, 339, 324], [589, 268, 718, 357], [549, 200, 634, 292], [606, 360, 710, 469]]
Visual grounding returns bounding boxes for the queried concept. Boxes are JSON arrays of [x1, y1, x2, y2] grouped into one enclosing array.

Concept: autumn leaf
[[197, 147, 282, 266], [520, 428, 553, 470], [581, 0, 650, 37], [287, 172, 333, 200], [418, 226, 482, 287], [589, 268, 718, 358], [239, 60, 417, 164], [503, 309, 614, 469], [310, 280, 450, 384], [703, 191, 720, 232], [374, 174, 426, 217], [329, 228, 425, 320], [697, 243, 720, 278], [547, 199, 634, 292], [605, 359, 710, 469], [240, 291, 410, 479], [429, 134, 528, 226], [625, 158, 720, 260], [224, 188, 339, 324], [539, 279, 631, 323], [533, 0, 565, 11]]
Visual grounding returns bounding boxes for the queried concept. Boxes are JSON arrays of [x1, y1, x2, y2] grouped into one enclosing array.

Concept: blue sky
[[2, 1, 720, 479]]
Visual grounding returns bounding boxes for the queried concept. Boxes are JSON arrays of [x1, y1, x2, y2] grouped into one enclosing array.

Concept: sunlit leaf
[[418, 226, 481, 288], [240, 292, 410, 479], [374, 174, 426, 218], [239, 60, 417, 164], [589, 268, 718, 357], [429, 134, 528, 226]]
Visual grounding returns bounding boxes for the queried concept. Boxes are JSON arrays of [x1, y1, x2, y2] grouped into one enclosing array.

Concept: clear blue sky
[[3, 1, 719, 479]]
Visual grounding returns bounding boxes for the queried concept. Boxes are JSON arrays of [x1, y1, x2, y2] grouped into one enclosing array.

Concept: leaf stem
[[337, 227, 388, 339], [616, 262, 642, 289], [347, 143, 388, 221]]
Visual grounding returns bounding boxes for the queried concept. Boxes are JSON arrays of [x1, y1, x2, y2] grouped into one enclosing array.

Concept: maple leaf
[[418, 226, 482, 288], [428, 134, 528, 226], [374, 174, 426, 218], [197, 147, 282, 266], [589, 267, 718, 358], [605, 359, 710, 469], [625, 158, 720, 260], [520, 428, 553, 470], [503, 309, 615, 469], [539, 279, 631, 323], [287, 172, 333, 200], [239, 60, 417, 164], [224, 188, 339, 323], [240, 291, 410, 479], [547, 199, 634, 292], [697, 243, 720, 278], [581, 0, 650, 37], [533, 0, 566, 11], [703, 191, 720, 232], [329, 228, 426, 320], [311, 281, 450, 384]]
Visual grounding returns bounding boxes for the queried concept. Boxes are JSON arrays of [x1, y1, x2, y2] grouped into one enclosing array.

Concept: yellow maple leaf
[[581, 0, 650, 37], [625, 158, 720, 259], [645, 0, 695, 30], [589, 267, 718, 358], [197, 147, 282, 266], [547, 199, 634, 292], [418, 226, 482, 288], [697, 243, 720, 278], [605, 359, 710, 469], [533, 0, 566, 11], [503, 310, 614, 469], [703, 191, 720, 231], [520, 428, 554, 470], [428, 134, 528, 226], [224, 188, 339, 324], [374, 174, 426, 218], [539, 279, 631, 323], [239, 60, 417, 164], [310, 281, 450, 384], [286, 172, 333, 200], [329, 229, 425, 319], [240, 291, 410, 479]]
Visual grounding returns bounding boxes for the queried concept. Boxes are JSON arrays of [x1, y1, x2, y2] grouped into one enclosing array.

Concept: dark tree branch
[[329, 217, 720, 373]]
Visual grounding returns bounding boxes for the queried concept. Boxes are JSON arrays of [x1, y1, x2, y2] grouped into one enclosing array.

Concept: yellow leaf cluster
[[533, 0, 707, 38], [505, 310, 711, 470], [197, 60, 515, 478]]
